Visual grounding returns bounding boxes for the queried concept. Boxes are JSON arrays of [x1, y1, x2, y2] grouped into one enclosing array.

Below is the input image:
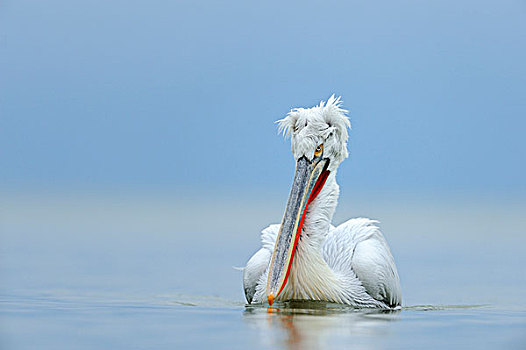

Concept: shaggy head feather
[[276, 94, 351, 172]]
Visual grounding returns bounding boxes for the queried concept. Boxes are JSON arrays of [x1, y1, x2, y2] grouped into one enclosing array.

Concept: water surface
[[1, 192, 525, 349]]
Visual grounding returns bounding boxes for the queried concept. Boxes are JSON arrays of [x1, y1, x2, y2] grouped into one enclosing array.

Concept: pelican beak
[[266, 155, 330, 305]]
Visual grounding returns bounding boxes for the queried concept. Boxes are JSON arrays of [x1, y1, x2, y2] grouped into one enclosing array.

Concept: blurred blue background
[[2, 0, 525, 195], [2, 1, 526, 349]]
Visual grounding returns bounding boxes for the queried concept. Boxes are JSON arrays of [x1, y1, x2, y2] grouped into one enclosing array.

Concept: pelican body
[[243, 96, 402, 308]]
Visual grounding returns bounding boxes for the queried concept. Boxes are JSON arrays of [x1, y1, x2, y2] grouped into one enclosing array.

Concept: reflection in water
[[243, 301, 400, 350]]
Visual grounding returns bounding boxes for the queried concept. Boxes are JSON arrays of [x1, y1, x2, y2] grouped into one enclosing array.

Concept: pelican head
[[266, 95, 351, 305]]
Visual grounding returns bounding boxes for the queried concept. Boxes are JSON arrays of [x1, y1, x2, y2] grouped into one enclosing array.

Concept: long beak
[[266, 156, 330, 306]]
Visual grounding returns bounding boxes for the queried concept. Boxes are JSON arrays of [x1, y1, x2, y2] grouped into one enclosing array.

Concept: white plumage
[[243, 95, 401, 308]]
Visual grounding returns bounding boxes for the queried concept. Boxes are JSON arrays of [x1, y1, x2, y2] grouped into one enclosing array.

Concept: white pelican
[[243, 96, 401, 309]]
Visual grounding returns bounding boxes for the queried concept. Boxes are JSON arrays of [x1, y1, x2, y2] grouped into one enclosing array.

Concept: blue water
[[1, 193, 525, 349]]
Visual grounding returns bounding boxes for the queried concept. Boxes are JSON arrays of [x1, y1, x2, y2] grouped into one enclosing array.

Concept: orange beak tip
[[268, 294, 275, 307]]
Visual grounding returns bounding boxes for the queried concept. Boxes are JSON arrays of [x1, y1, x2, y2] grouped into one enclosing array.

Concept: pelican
[[243, 95, 401, 309]]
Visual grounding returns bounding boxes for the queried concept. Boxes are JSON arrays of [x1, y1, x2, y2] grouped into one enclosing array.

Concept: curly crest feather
[[276, 94, 351, 172]]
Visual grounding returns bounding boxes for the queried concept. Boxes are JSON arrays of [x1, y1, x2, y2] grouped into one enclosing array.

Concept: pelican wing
[[323, 218, 402, 307], [242, 224, 279, 303]]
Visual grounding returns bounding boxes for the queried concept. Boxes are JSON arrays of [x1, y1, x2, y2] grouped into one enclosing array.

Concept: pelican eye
[[314, 144, 323, 157]]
